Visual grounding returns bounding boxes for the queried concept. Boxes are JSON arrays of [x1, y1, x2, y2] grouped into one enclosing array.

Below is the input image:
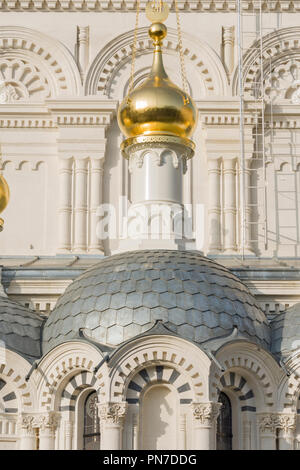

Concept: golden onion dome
[[118, 22, 198, 140], [0, 174, 9, 214]]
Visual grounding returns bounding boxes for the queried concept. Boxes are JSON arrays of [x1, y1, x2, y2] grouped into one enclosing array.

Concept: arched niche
[[232, 26, 300, 100], [0, 26, 81, 101], [85, 27, 228, 100], [140, 383, 178, 450]]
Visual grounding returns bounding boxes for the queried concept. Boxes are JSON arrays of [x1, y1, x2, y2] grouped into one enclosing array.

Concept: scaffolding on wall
[[237, 0, 300, 260]]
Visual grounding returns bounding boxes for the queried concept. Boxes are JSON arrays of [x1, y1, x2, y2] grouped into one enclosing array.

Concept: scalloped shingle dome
[[271, 302, 300, 358], [0, 295, 43, 362], [43, 250, 270, 354]]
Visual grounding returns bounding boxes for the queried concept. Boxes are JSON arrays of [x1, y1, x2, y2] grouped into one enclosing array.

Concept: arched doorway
[[83, 391, 100, 450], [216, 392, 233, 450]]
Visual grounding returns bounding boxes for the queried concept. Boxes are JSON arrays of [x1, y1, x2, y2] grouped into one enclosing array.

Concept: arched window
[[216, 392, 233, 450], [83, 391, 100, 450]]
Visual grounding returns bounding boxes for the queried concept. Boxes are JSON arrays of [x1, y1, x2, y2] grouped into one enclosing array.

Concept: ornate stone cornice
[[0, 1, 299, 12], [258, 413, 297, 434], [98, 402, 128, 426], [191, 402, 222, 426], [0, 99, 118, 129]]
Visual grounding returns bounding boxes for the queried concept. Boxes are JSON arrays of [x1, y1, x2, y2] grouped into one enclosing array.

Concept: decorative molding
[[234, 26, 300, 97], [0, 1, 299, 12], [85, 27, 227, 98], [191, 402, 222, 426], [0, 27, 81, 98], [98, 402, 128, 426], [128, 148, 189, 174]]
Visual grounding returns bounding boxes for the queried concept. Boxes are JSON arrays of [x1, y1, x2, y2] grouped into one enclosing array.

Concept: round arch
[[0, 26, 81, 100], [85, 27, 228, 99], [232, 26, 300, 98]]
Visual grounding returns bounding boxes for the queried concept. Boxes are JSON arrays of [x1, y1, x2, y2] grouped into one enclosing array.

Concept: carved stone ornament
[[98, 402, 128, 426], [18, 412, 60, 434], [258, 413, 297, 434], [0, 81, 19, 104], [128, 147, 189, 174], [191, 402, 222, 426]]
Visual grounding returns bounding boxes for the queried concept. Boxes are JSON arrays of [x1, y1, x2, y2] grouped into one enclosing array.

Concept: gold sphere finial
[[148, 22, 167, 45]]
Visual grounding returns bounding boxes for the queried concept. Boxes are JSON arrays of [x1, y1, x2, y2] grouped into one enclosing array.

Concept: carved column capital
[[35, 412, 60, 433], [258, 413, 296, 434], [18, 412, 60, 434], [98, 402, 128, 426], [191, 402, 222, 426], [17, 414, 36, 435]]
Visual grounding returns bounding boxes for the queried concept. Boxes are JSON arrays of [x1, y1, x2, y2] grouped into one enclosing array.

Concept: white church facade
[[0, 0, 300, 450]]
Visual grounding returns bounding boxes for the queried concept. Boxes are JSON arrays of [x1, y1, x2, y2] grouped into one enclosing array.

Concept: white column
[[222, 26, 235, 75], [132, 413, 139, 450], [208, 159, 221, 252], [117, 138, 194, 252], [223, 158, 237, 252], [38, 413, 59, 450], [179, 414, 186, 450], [191, 403, 221, 450], [277, 414, 296, 450], [64, 420, 74, 450], [98, 402, 128, 450], [18, 415, 36, 450], [89, 158, 104, 253], [58, 158, 73, 252], [73, 158, 88, 252], [258, 414, 277, 450]]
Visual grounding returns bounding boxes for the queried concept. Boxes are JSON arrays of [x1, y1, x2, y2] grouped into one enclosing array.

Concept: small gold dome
[[0, 174, 10, 215], [118, 22, 198, 140]]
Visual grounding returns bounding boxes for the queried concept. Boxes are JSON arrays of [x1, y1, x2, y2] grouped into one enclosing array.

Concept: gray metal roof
[[43, 250, 270, 353], [271, 302, 300, 358], [0, 295, 43, 363]]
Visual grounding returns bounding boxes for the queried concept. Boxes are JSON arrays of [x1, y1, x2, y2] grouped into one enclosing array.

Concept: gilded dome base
[[120, 134, 195, 160]]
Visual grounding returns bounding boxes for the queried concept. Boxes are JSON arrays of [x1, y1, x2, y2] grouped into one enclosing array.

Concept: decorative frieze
[[0, 0, 299, 12]]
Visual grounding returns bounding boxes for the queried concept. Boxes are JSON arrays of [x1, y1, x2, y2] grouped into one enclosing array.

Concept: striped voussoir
[[219, 372, 256, 412], [126, 365, 192, 405], [59, 371, 97, 412], [0, 378, 18, 413]]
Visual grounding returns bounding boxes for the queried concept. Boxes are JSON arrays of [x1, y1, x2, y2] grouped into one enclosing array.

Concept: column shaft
[[73, 158, 88, 252], [223, 158, 237, 252], [208, 159, 221, 252], [89, 158, 104, 253], [58, 158, 73, 251]]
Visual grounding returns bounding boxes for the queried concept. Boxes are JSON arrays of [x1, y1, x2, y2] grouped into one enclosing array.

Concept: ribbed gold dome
[[118, 22, 198, 140], [0, 174, 9, 214]]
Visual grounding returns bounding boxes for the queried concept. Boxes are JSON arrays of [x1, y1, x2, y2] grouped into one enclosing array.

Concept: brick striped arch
[[126, 365, 193, 405], [0, 378, 18, 413], [59, 371, 97, 412], [218, 371, 256, 413]]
